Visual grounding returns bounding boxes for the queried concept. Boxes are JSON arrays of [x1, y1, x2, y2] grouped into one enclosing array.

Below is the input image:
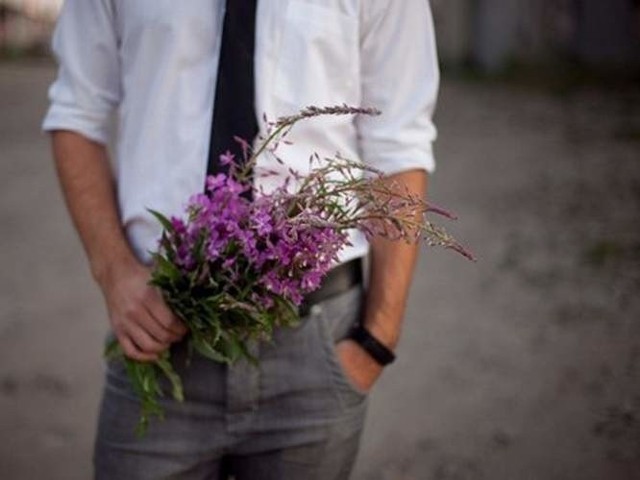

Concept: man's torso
[[111, 0, 367, 264]]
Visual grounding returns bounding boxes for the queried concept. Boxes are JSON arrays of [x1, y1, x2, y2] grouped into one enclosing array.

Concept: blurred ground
[[1, 61, 639, 480]]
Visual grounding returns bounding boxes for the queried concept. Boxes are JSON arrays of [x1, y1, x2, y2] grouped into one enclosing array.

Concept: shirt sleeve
[[356, 0, 440, 176], [42, 0, 121, 145]]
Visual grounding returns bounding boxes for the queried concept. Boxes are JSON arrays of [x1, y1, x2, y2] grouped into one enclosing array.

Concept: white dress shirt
[[43, 0, 440, 265]]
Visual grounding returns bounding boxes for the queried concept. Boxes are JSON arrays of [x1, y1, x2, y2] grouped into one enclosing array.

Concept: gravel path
[[1, 61, 639, 480]]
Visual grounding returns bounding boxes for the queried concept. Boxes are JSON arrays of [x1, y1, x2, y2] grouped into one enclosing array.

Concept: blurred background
[[1, 1, 639, 479]]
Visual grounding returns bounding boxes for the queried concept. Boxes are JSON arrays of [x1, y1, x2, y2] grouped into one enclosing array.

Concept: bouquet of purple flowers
[[105, 106, 474, 434]]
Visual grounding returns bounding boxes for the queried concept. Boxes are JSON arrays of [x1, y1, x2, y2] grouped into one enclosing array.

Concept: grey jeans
[[93, 285, 369, 480]]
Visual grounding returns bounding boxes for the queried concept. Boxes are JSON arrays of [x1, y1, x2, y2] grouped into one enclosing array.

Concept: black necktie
[[206, 0, 259, 183]]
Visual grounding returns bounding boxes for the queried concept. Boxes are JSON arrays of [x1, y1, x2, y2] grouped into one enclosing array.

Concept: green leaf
[[135, 416, 150, 438], [273, 296, 300, 327], [237, 339, 259, 366], [221, 335, 244, 363], [122, 358, 166, 437], [147, 208, 175, 233], [104, 337, 123, 360], [156, 355, 184, 402], [153, 254, 182, 283], [192, 336, 229, 363]]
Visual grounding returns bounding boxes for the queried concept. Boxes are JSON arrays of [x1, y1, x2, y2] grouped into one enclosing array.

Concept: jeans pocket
[[315, 288, 369, 401]]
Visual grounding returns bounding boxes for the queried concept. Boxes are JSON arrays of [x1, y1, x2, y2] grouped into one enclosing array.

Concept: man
[[42, 0, 440, 478]]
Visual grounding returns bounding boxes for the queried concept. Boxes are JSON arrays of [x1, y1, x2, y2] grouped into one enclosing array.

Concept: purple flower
[[219, 150, 235, 166], [157, 172, 350, 310]]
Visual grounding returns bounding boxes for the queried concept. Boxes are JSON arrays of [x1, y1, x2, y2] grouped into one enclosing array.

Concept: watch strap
[[347, 324, 396, 366]]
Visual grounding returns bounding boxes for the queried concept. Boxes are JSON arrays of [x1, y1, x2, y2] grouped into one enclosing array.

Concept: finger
[[138, 305, 182, 344], [123, 298, 177, 346], [145, 290, 188, 336], [126, 322, 171, 355], [148, 306, 187, 340], [118, 334, 158, 362]]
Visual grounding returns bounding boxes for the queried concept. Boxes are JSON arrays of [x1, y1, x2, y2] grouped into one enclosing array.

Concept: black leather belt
[[299, 258, 363, 317]]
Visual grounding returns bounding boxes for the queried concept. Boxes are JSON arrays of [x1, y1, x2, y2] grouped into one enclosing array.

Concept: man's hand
[[98, 258, 188, 362], [335, 339, 384, 393]]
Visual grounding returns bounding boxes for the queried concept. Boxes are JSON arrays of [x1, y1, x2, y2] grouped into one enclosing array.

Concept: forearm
[[50, 130, 137, 285], [50, 130, 186, 360], [363, 169, 428, 350]]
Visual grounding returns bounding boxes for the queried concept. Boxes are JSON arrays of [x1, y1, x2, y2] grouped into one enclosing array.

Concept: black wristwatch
[[347, 324, 396, 366]]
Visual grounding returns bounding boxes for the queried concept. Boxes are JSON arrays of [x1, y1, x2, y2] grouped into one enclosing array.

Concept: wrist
[[92, 249, 142, 290], [364, 319, 399, 351], [347, 323, 397, 367]]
